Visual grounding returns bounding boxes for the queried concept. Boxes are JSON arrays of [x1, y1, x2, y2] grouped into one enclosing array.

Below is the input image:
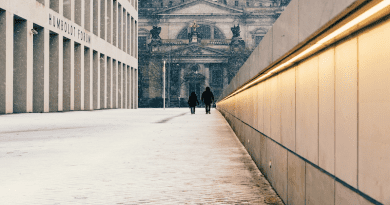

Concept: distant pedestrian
[[188, 92, 199, 114], [201, 87, 214, 114]]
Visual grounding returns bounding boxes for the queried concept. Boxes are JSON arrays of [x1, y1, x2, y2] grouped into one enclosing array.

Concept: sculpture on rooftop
[[190, 20, 199, 32], [231, 24, 241, 38], [150, 26, 161, 40]]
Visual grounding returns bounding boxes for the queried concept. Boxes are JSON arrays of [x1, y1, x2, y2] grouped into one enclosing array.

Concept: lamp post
[[163, 61, 166, 110]]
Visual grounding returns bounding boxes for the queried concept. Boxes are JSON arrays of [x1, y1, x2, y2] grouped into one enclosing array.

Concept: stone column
[[26, 21, 34, 113], [204, 64, 210, 88], [80, 44, 85, 110], [180, 68, 186, 99], [0, 11, 13, 114], [70, 40, 75, 111], [129, 66, 132, 109], [118, 63, 125, 109], [44, 28, 50, 112], [223, 65, 228, 88], [124, 64, 127, 109], [210, 25, 214, 39], [118, 62, 122, 108], [135, 68, 138, 108], [58, 34, 64, 112]]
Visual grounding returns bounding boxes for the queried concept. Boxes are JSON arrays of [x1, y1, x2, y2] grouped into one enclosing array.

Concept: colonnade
[[0, 0, 138, 114]]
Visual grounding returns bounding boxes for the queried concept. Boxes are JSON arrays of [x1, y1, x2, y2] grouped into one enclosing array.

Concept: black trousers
[[205, 104, 211, 113], [190, 106, 196, 114]]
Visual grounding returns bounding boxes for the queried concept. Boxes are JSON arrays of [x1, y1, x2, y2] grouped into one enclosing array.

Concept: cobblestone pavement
[[0, 108, 283, 205]]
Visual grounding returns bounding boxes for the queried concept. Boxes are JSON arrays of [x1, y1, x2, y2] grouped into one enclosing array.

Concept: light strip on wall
[[222, 0, 390, 101]]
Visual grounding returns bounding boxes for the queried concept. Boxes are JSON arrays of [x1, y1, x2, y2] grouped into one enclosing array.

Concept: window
[[196, 24, 211, 39], [214, 28, 224, 39], [177, 25, 225, 40], [235, 1, 238, 6], [168, 1, 172, 7], [246, 1, 249, 6], [211, 69, 222, 85], [255, 36, 263, 46], [139, 36, 147, 50]]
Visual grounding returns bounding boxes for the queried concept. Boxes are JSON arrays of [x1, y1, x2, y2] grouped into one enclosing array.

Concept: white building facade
[[0, 0, 138, 114]]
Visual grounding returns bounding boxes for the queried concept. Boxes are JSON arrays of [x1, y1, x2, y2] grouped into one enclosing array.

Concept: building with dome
[[138, 0, 290, 107]]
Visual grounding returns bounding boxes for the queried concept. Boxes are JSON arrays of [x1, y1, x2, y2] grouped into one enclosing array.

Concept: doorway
[[189, 82, 201, 103]]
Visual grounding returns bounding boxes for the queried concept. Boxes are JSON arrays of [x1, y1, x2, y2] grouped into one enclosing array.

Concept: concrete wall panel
[[257, 82, 264, 132], [249, 87, 255, 128], [318, 48, 335, 175], [270, 75, 281, 143], [358, 20, 390, 204], [272, 0, 298, 61], [335, 182, 373, 205], [287, 152, 305, 205], [280, 67, 296, 151], [335, 37, 357, 188], [252, 84, 258, 130], [252, 130, 261, 169], [263, 79, 271, 137], [298, 0, 357, 43], [306, 163, 334, 205], [259, 133, 268, 177], [267, 140, 288, 203], [296, 56, 319, 165]]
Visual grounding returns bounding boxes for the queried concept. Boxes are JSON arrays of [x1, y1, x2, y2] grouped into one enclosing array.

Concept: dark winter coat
[[201, 90, 214, 105], [188, 94, 199, 107]]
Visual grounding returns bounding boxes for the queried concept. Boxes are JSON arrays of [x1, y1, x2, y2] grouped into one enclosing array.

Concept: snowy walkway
[[0, 108, 282, 204]]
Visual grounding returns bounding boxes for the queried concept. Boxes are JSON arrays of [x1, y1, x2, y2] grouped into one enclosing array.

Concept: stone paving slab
[[0, 108, 283, 205]]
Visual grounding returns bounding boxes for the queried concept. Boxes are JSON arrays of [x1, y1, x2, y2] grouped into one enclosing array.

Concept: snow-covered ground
[[0, 108, 282, 204]]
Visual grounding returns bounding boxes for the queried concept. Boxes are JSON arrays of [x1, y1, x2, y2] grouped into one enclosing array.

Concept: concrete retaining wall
[[217, 0, 390, 204]]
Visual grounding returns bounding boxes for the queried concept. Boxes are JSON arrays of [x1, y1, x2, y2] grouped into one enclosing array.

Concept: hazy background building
[[138, 0, 290, 107]]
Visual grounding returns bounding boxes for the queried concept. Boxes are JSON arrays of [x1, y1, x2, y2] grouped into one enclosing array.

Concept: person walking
[[201, 87, 214, 114], [188, 92, 199, 114]]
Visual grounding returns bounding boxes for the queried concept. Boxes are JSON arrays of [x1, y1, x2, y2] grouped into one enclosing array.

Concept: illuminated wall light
[[222, 0, 390, 101], [317, 0, 390, 45]]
